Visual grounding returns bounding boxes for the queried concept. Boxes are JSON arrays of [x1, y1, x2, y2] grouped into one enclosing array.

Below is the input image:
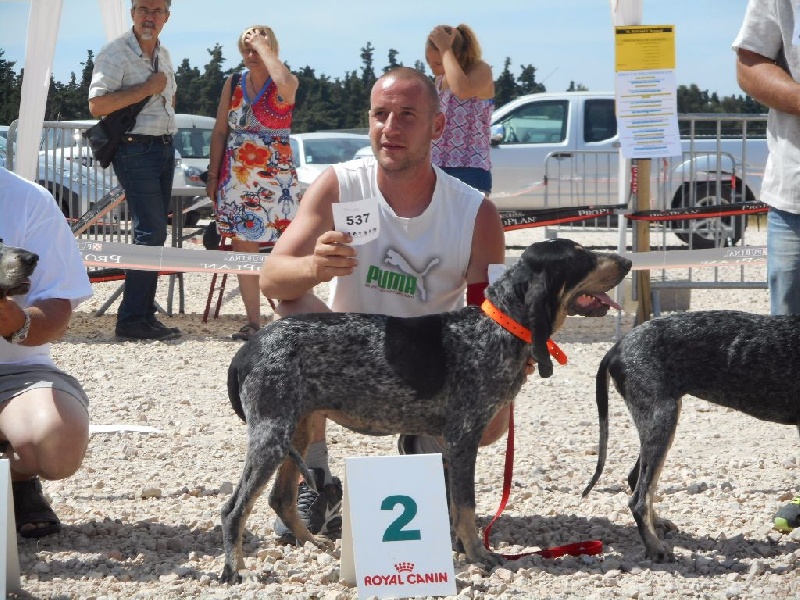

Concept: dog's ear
[[520, 242, 575, 379], [523, 278, 555, 378]]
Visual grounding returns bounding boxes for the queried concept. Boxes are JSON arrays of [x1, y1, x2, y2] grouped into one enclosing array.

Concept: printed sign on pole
[[341, 454, 456, 599]]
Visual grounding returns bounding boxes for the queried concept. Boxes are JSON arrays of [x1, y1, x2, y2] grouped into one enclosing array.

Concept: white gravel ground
[[10, 226, 800, 599]]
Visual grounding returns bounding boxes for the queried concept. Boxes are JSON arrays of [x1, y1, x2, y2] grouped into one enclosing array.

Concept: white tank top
[[329, 157, 482, 317]]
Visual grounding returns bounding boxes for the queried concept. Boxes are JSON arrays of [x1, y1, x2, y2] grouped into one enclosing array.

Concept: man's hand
[[0, 298, 26, 340], [311, 231, 357, 282], [429, 25, 456, 52], [524, 356, 536, 377], [146, 72, 168, 95]]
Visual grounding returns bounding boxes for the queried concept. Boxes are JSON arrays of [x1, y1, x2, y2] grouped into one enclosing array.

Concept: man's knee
[[479, 405, 511, 446], [275, 294, 331, 318]]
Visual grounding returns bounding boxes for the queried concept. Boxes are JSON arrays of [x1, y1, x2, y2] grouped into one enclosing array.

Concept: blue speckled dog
[[221, 239, 631, 583], [583, 309, 800, 562]]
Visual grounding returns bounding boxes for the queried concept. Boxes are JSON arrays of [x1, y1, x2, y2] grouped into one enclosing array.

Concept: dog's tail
[[287, 448, 317, 493], [582, 342, 617, 497], [227, 361, 246, 423]]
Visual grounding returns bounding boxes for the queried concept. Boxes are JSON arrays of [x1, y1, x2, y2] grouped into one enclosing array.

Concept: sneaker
[[232, 323, 259, 341], [774, 495, 800, 533], [274, 467, 343, 545], [115, 320, 181, 341]]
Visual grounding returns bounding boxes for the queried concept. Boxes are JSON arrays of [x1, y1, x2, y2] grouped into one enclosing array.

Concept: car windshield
[[302, 138, 370, 164], [175, 127, 213, 159]]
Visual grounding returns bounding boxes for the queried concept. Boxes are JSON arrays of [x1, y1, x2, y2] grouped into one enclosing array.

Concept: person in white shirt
[[0, 167, 92, 538], [260, 67, 512, 544]]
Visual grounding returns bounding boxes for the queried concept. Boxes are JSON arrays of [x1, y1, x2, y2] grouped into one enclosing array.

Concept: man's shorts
[[0, 364, 89, 413]]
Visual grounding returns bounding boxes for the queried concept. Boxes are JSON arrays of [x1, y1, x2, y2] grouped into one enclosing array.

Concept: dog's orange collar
[[481, 299, 567, 365]]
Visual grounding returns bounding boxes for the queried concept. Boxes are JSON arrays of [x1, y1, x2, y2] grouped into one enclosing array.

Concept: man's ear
[[431, 112, 445, 141]]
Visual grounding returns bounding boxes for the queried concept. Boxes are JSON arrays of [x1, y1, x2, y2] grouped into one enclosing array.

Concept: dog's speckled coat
[[584, 309, 800, 562], [221, 239, 631, 583]]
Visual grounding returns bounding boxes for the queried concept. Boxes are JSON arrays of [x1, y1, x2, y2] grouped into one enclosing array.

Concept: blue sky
[[1, 0, 748, 99]]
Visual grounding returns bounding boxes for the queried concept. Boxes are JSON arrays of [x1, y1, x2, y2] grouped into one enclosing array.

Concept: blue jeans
[[112, 139, 175, 326], [441, 167, 492, 194], [767, 207, 800, 315]]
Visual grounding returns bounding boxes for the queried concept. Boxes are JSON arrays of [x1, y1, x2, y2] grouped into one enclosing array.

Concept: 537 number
[[345, 213, 370, 226]]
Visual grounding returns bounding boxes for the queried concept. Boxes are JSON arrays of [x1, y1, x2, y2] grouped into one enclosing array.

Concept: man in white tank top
[[260, 67, 508, 543]]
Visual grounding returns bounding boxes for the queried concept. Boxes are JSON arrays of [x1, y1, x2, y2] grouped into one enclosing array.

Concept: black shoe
[[273, 467, 343, 545], [146, 317, 181, 336], [115, 320, 181, 341]]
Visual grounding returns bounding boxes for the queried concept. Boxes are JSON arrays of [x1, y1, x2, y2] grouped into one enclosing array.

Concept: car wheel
[[670, 180, 750, 249]]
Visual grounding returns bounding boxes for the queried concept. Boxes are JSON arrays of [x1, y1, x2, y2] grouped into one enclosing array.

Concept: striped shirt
[[89, 28, 176, 136]]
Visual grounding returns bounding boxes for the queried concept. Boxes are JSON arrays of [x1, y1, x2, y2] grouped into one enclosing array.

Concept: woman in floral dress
[[207, 25, 301, 341]]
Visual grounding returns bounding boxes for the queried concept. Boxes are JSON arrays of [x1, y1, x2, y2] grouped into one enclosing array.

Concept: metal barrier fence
[[537, 114, 769, 315], [6, 119, 211, 315]]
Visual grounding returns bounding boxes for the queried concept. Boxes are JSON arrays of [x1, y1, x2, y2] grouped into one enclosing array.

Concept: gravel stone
[[10, 228, 798, 599]]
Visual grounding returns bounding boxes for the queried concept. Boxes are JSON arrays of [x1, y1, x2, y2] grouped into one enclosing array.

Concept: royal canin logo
[[362, 562, 449, 586]]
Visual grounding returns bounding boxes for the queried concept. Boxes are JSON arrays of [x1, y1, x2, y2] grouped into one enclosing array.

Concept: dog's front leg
[[447, 439, 503, 567]]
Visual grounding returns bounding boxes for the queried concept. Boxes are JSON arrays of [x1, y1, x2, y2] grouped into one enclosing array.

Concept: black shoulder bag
[[83, 55, 160, 168], [83, 96, 150, 168]]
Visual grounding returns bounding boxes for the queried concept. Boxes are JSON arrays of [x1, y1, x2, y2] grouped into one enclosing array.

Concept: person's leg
[[232, 239, 262, 334], [767, 208, 800, 530], [767, 207, 800, 316], [113, 141, 178, 337], [0, 368, 89, 538], [1, 387, 89, 481]]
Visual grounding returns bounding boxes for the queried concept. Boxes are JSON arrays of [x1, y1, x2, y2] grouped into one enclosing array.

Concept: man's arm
[[737, 48, 800, 116], [0, 298, 72, 347], [465, 197, 505, 285], [259, 167, 357, 301], [88, 72, 167, 118]]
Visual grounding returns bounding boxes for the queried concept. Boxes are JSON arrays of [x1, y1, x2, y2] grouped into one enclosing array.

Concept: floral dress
[[215, 71, 301, 243]]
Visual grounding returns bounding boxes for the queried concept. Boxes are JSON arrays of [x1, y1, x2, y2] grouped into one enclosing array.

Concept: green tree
[[0, 50, 22, 124], [383, 49, 402, 73], [517, 64, 545, 95], [494, 57, 517, 108]]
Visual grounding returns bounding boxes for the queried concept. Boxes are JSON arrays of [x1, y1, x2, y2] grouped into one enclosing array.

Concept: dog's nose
[[22, 253, 39, 268]]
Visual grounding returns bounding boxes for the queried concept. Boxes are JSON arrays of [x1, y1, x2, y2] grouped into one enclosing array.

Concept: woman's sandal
[[12, 477, 61, 539]]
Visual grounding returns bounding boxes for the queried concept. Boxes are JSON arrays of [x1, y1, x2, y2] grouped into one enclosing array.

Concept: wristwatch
[[3, 309, 31, 344]]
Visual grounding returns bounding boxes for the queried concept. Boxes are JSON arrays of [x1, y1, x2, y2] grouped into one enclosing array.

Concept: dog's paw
[[310, 534, 335, 550], [644, 542, 676, 564], [654, 516, 678, 535], [220, 564, 243, 585], [462, 545, 504, 567]]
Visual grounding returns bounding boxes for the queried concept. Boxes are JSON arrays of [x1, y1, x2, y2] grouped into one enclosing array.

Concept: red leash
[[481, 345, 603, 561]]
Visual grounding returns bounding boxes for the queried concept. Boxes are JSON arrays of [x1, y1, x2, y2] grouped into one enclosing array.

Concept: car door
[[490, 98, 572, 210], [490, 96, 619, 211]]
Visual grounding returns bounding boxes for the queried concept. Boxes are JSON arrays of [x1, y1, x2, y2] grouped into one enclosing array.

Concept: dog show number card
[[341, 454, 456, 599], [332, 197, 379, 245], [0, 459, 20, 595]]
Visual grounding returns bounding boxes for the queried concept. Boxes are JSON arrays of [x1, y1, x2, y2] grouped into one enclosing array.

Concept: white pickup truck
[[488, 91, 768, 248]]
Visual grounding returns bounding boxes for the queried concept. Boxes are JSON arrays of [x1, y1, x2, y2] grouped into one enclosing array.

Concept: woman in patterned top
[[425, 24, 495, 193], [207, 25, 301, 341]]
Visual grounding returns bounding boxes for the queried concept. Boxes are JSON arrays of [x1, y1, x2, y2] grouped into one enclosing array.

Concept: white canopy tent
[[12, 0, 126, 181]]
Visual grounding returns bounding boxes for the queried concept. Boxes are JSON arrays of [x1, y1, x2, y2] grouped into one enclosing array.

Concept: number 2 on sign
[[345, 213, 369, 226], [381, 495, 422, 542]]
